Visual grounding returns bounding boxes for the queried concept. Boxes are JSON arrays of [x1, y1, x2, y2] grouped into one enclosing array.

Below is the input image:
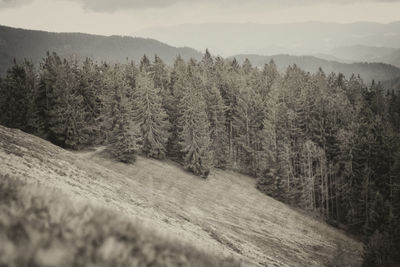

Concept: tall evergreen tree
[[0, 59, 36, 131], [204, 84, 228, 168], [106, 64, 141, 163], [165, 56, 187, 160], [201, 49, 214, 74], [110, 110, 141, 164], [179, 66, 212, 177], [35, 52, 83, 147], [139, 54, 151, 73], [71, 57, 104, 147], [124, 60, 139, 91], [151, 55, 169, 91], [132, 72, 170, 159]]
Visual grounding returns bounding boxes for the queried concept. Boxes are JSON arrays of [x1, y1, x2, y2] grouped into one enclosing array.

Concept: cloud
[[67, 0, 400, 12], [1, 0, 399, 12], [0, 0, 33, 9], [66, 0, 193, 12]]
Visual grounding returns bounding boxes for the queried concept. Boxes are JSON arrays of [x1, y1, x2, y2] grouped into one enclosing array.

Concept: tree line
[[1, 50, 399, 266]]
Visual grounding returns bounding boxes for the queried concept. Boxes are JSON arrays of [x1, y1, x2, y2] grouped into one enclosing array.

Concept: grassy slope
[[0, 175, 239, 267], [0, 126, 364, 266]]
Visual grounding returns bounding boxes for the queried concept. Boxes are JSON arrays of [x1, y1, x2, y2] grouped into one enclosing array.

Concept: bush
[[109, 131, 139, 164]]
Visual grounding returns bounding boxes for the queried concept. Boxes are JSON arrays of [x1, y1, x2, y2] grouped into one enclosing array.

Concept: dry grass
[[0, 126, 364, 266], [0, 174, 240, 267]]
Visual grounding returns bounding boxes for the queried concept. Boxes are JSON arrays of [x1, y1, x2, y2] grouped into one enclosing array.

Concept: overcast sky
[[0, 0, 399, 36]]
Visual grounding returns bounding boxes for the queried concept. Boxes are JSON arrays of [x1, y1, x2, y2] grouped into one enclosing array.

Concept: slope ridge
[[0, 24, 202, 75], [0, 126, 363, 266]]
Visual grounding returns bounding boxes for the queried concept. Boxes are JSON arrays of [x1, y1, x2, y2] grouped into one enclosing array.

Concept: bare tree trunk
[[335, 173, 339, 220], [326, 165, 330, 219], [324, 164, 329, 219], [229, 120, 233, 164], [286, 145, 291, 192], [320, 160, 325, 218]]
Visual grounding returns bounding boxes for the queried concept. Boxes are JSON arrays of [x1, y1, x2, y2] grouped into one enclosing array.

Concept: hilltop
[[0, 24, 202, 75], [0, 125, 364, 266]]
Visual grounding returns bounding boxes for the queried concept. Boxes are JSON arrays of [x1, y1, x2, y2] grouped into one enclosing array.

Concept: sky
[[0, 0, 399, 36]]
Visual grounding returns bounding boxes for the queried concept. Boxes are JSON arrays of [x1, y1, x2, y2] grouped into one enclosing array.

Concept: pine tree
[[70, 57, 103, 147], [110, 113, 140, 164], [60, 57, 92, 149], [256, 82, 280, 193], [106, 64, 141, 163], [132, 72, 170, 159], [204, 84, 229, 168], [151, 55, 169, 91], [38, 52, 65, 144], [201, 49, 214, 74], [165, 56, 187, 160], [99, 63, 129, 139], [217, 58, 241, 167], [139, 54, 151, 73], [36, 52, 82, 147], [260, 60, 279, 99], [179, 66, 212, 177], [242, 58, 253, 75], [232, 84, 255, 173], [0, 59, 36, 131], [124, 60, 139, 90]]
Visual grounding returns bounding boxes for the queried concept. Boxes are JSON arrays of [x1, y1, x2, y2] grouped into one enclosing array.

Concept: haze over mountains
[[1, 24, 400, 88], [233, 54, 400, 85], [136, 21, 400, 65], [327, 45, 398, 64]]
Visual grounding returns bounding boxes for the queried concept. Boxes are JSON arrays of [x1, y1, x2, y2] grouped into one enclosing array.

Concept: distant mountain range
[[135, 21, 400, 57], [232, 54, 400, 85], [1, 24, 400, 90], [324, 45, 400, 67], [0, 25, 202, 75]]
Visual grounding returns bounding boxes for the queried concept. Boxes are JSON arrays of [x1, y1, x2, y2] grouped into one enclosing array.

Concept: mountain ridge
[[2, 24, 400, 86], [0, 24, 203, 75], [326, 45, 400, 67], [136, 21, 400, 56]]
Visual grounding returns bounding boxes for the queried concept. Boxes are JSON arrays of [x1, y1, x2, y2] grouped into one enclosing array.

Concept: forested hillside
[[1, 50, 400, 265], [232, 54, 400, 86], [0, 25, 202, 75], [2, 25, 400, 88], [382, 49, 400, 68], [0, 125, 363, 266]]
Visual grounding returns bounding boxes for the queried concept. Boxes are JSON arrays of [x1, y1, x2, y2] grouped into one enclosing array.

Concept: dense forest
[[0, 50, 399, 266], [233, 54, 400, 86], [2, 25, 400, 87]]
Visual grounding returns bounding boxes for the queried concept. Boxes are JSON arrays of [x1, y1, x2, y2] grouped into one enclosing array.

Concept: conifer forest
[[1, 49, 400, 265]]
